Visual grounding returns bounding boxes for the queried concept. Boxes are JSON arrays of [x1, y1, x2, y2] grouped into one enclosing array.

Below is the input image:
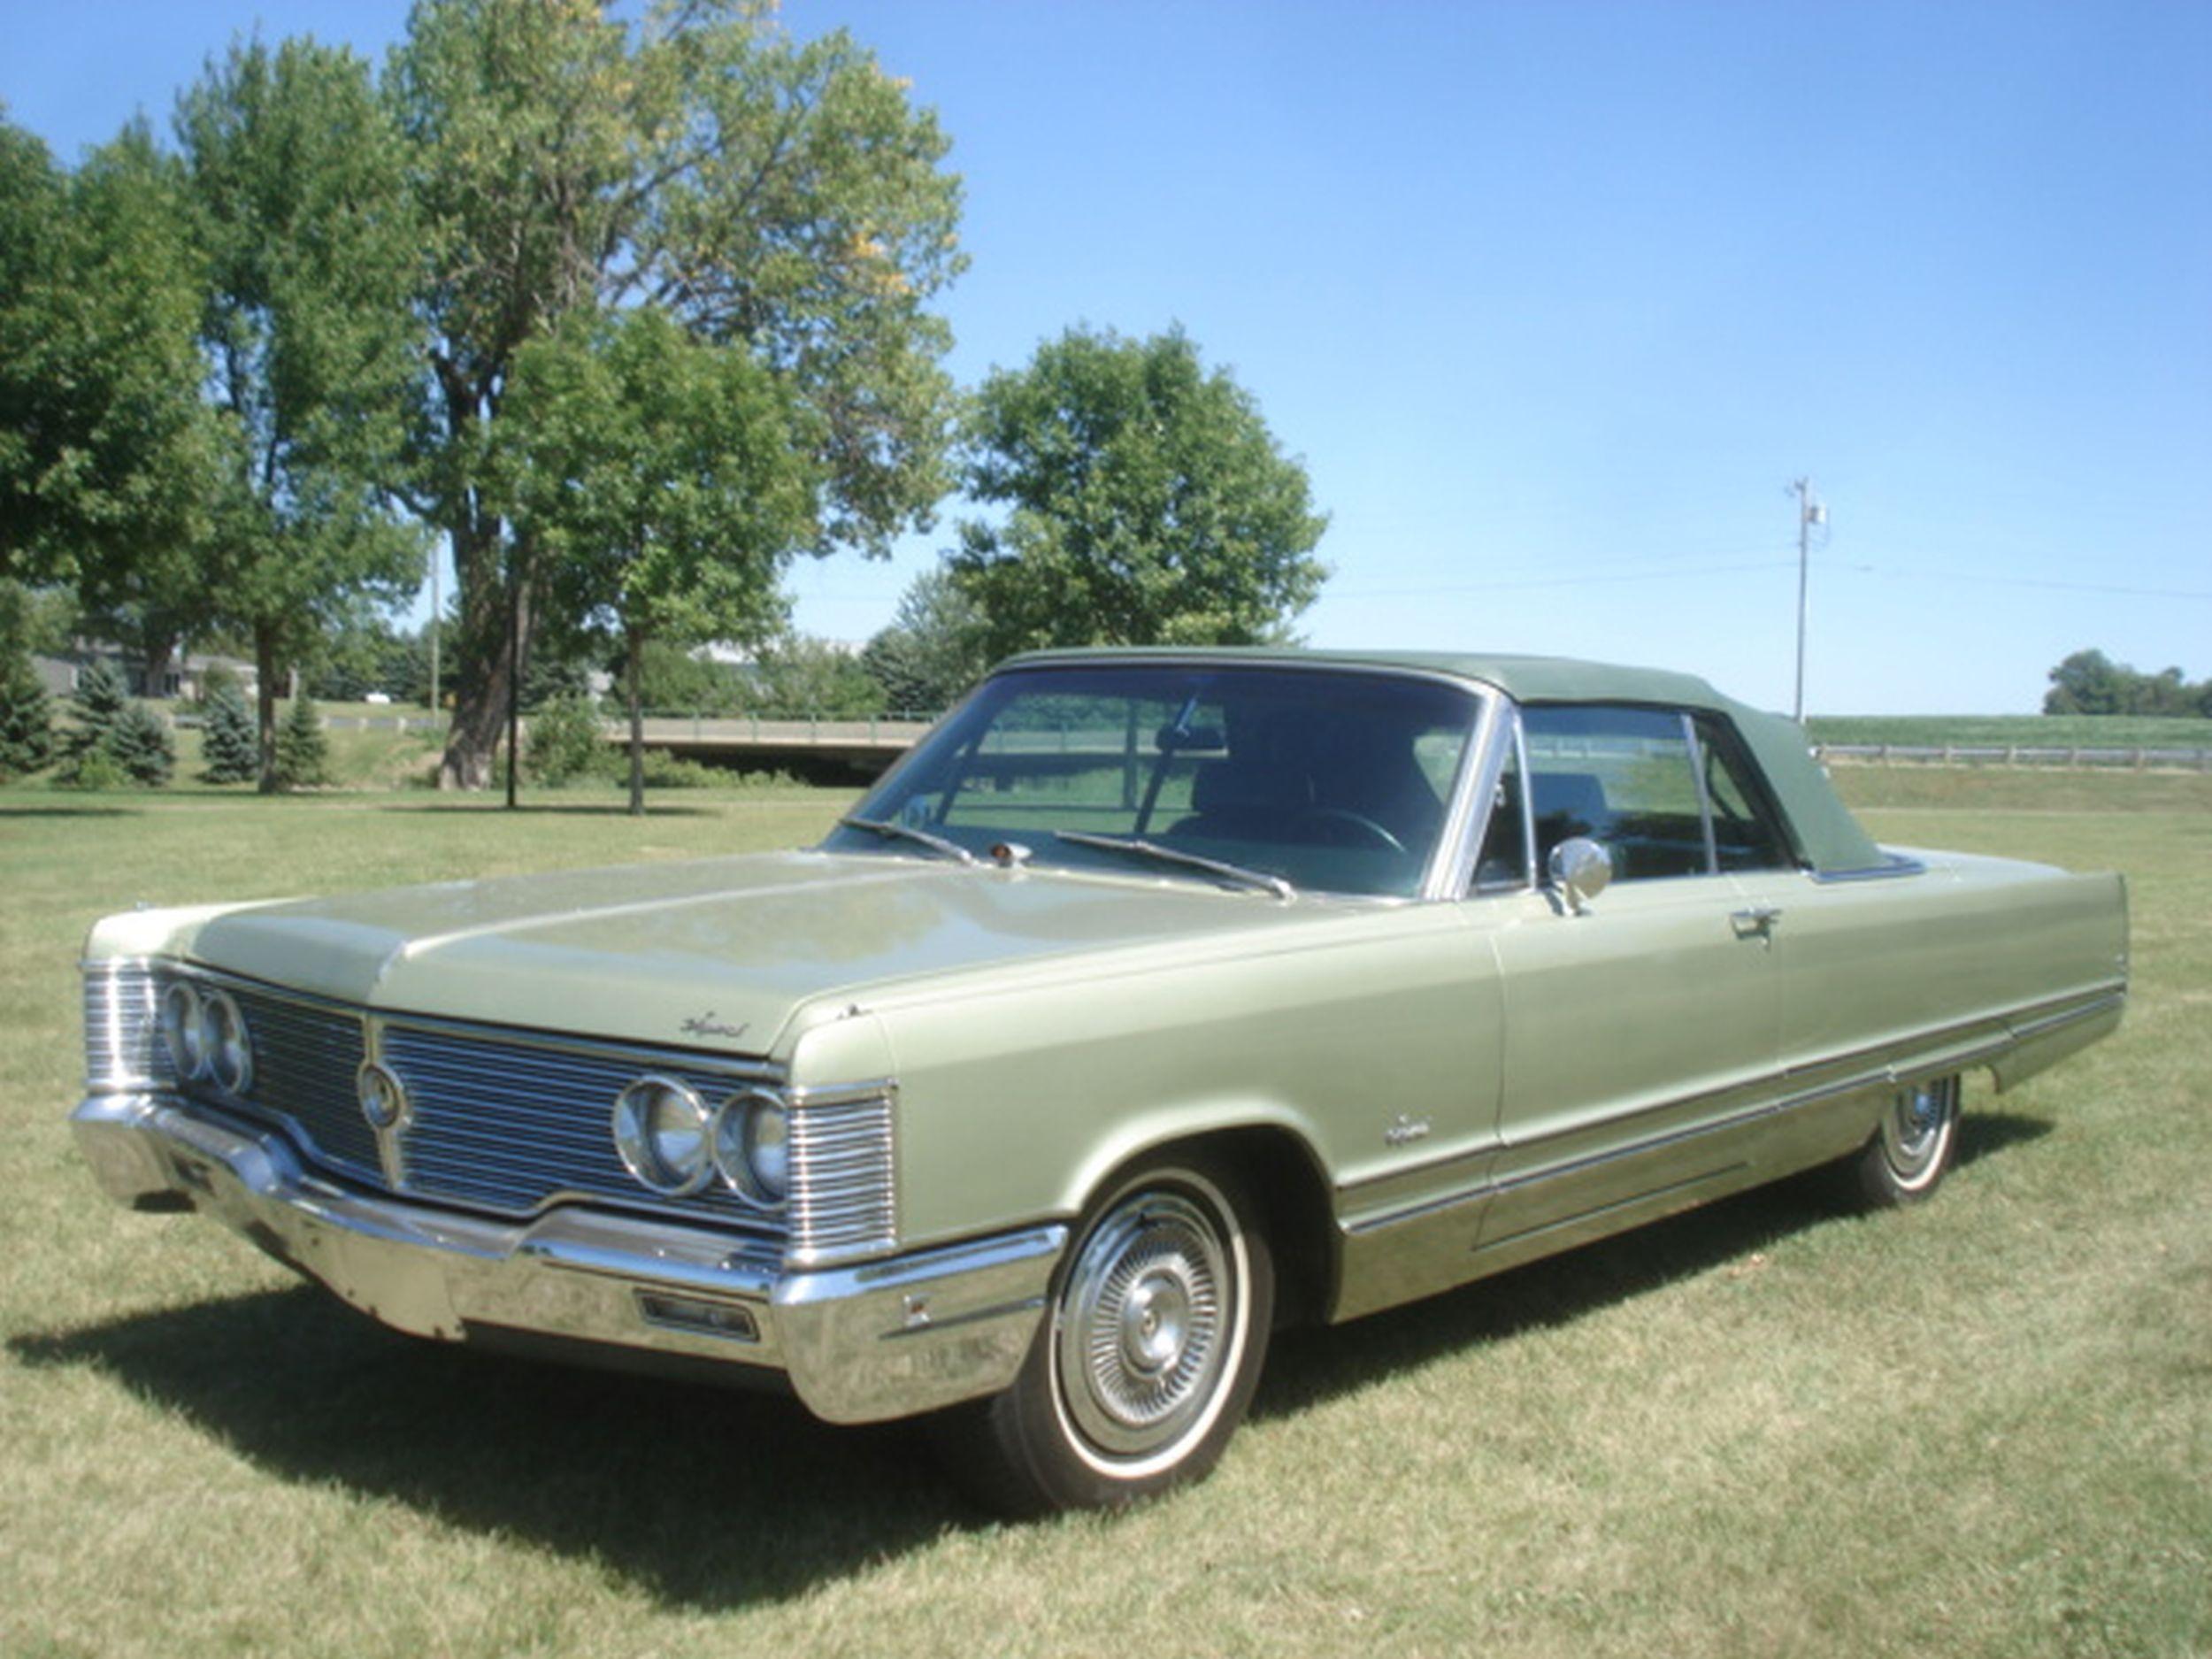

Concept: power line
[[1835, 565, 2212, 603], [1329, 558, 1797, 599]]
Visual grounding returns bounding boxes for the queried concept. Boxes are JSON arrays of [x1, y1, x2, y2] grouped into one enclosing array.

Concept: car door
[[1471, 703, 1783, 1273]]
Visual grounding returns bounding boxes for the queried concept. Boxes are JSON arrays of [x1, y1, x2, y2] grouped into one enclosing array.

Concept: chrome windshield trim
[[1426, 686, 1508, 902], [841, 659, 1492, 902]]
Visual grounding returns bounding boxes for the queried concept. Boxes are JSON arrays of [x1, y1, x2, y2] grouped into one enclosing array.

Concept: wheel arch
[[1067, 1122, 1338, 1332]]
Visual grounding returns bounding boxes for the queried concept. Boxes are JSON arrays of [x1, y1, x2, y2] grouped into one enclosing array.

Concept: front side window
[[1474, 703, 1798, 888], [826, 665, 1481, 897], [1523, 704, 1709, 882]]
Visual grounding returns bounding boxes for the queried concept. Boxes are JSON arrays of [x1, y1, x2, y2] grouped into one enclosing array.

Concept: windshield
[[823, 664, 1481, 897]]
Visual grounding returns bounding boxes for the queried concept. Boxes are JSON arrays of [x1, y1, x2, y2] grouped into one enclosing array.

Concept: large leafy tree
[[178, 38, 427, 790], [389, 0, 964, 789], [949, 326, 1329, 661], [0, 115, 215, 667], [500, 303, 818, 812]]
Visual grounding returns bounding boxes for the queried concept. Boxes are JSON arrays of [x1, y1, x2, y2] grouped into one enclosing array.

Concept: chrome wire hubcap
[[1057, 1189, 1231, 1461]]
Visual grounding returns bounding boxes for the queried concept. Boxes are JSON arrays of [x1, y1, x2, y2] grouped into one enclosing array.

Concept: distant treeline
[[2044, 649, 2211, 718]]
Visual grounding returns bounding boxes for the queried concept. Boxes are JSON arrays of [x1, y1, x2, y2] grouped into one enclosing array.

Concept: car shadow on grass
[[8, 1114, 2053, 1594], [1255, 1109, 2054, 1418], [10, 1285, 973, 1609]]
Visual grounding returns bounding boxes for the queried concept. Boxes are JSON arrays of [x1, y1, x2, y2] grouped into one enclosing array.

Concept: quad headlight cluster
[[158, 979, 254, 1096], [611, 1076, 789, 1207]]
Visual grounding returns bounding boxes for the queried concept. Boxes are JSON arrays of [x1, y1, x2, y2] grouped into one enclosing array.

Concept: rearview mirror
[[1548, 836, 1612, 915]]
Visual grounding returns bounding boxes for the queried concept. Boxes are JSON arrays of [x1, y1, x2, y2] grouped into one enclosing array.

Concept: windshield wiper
[[838, 815, 977, 866], [1053, 831, 1295, 901]]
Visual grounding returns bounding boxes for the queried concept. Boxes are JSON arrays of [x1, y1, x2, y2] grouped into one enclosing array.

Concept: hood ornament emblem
[[357, 1060, 409, 1131], [681, 1013, 749, 1041]]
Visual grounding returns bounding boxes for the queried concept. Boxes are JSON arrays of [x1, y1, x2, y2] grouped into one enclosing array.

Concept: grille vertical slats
[[788, 1096, 896, 1263], [83, 964, 165, 1090]]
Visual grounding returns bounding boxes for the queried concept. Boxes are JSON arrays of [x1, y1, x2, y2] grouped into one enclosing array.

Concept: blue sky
[[6, 0, 2207, 715]]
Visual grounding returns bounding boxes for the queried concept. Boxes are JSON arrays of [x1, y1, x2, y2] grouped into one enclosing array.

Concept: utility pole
[[1789, 478, 1825, 724]]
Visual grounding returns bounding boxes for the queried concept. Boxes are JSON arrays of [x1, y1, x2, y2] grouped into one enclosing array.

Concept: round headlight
[[159, 980, 206, 1080], [199, 989, 252, 1094], [612, 1077, 713, 1196], [712, 1090, 790, 1206]]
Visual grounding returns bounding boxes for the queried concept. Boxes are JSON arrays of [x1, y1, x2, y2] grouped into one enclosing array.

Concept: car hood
[[175, 849, 1313, 1057]]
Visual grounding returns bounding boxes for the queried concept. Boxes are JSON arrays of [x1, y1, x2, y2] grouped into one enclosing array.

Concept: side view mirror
[[1548, 836, 1612, 915]]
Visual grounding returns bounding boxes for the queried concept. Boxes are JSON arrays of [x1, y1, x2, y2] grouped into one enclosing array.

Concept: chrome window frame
[[1463, 699, 1816, 896]]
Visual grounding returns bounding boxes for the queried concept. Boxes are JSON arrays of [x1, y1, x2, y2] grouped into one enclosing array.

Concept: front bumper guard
[[72, 1093, 1064, 1425]]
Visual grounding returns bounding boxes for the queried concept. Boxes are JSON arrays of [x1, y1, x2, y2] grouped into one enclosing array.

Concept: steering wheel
[[1291, 806, 1407, 855]]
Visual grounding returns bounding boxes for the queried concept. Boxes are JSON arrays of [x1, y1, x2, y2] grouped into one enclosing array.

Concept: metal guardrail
[[1816, 742, 2212, 772]]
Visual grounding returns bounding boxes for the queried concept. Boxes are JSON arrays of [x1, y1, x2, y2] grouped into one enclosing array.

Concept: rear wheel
[[936, 1156, 1273, 1516], [1847, 1074, 1961, 1208]]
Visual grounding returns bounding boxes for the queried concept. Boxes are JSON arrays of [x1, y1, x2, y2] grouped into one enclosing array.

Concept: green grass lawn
[[1, 773, 2206, 1658]]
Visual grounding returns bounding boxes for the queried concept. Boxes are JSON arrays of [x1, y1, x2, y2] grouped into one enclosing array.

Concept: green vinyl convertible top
[[999, 647, 1890, 877]]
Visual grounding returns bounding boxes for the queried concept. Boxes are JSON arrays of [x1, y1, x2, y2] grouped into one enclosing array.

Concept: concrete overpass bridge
[[608, 713, 939, 780]]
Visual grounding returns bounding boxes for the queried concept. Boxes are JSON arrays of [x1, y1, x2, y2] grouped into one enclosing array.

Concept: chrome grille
[[788, 1094, 897, 1264], [83, 962, 900, 1263], [228, 987, 379, 1179], [379, 1025, 772, 1225]]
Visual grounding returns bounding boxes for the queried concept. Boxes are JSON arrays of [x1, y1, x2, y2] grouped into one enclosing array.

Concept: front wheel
[[1847, 1074, 1962, 1208], [936, 1156, 1273, 1516]]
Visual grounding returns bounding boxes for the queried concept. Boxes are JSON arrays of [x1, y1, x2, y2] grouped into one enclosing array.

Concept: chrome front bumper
[[72, 1093, 1064, 1425]]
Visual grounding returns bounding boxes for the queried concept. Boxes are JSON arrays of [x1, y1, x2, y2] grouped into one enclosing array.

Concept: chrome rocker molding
[[1327, 982, 2125, 1321], [71, 1091, 1065, 1425]]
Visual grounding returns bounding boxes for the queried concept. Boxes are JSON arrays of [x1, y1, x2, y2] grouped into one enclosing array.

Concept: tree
[[177, 38, 427, 793], [2043, 649, 2210, 718], [0, 117, 215, 642], [0, 651, 57, 780], [949, 326, 1328, 661], [55, 657, 173, 787], [500, 303, 818, 813], [2043, 649, 2127, 716], [628, 640, 745, 717], [748, 633, 883, 718], [523, 691, 608, 787], [0, 580, 76, 661], [273, 695, 331, 789], [388, 0, 964, 790], [199, 680, 258, 783], [862, 567, 988, 713]]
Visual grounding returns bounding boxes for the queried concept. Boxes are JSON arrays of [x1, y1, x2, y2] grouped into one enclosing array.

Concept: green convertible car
[[73, 649, 2127, 1512]]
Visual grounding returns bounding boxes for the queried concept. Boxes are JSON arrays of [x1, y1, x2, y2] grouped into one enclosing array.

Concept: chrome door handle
[[1731, 905, 1783, 941]]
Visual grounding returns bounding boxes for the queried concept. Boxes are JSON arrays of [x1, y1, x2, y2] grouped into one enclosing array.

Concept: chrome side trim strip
[[1338, 982, 2127, 1238], [2010, 990, 2126, 1041], [1809, 856, 1928, 884]]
